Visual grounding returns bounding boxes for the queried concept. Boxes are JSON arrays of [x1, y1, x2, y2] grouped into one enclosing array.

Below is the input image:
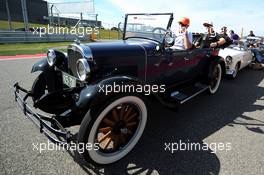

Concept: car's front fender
[[31, 58, 49, 73], [75, 76, 145, 111], [31, 50, 68, 73]]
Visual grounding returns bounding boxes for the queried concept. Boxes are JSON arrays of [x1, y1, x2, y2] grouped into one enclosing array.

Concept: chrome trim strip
[[180, 86, 209, 104], [67, 44, 94, 61]]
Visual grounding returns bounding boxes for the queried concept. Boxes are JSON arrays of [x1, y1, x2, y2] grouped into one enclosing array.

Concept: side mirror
[[164, 30, 174, 46]]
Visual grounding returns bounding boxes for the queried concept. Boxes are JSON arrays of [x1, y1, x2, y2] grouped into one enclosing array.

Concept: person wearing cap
[[170, 17, 193, 50], [195, 21, 216, 48], [203, 21, 230, 48], [203, 21, 215, 35]]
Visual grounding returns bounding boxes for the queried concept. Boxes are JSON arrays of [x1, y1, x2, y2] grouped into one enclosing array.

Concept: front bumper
[[226, 68, 236, 75], [13, 83, 73, 144], [225, 65, 236, 75]]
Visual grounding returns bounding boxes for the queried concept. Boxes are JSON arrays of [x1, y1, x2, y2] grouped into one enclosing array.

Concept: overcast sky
[[48, 0, 264, 36]]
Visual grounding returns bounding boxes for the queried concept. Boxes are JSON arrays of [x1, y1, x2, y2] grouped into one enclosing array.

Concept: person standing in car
[[170, 17, 193, 50]]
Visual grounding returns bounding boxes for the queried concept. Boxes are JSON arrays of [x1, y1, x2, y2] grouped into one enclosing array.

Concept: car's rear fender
[[208, 56, 226, 78]]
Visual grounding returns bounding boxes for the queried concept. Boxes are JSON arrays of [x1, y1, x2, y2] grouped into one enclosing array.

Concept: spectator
[[251, 48, 264, 63], [194, 21, 215, 48], [248, 30, 256, 37], [221, 26, 228, 37], [196, 22, 232, 48], [229, 30, 240, 43], [203, 21, 215, 35]]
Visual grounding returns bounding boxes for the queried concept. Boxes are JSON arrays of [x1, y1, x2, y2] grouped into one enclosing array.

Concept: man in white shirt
[[170, 17, 193, 50]]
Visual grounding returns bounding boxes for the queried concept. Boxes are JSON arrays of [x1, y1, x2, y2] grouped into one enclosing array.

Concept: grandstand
[[1, 0, 101, 28], [0, 0, 48, 24], [52, 16, 101, 28]]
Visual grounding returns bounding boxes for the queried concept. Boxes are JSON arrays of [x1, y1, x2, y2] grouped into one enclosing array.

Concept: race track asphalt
[[0, 58, 263, 175]]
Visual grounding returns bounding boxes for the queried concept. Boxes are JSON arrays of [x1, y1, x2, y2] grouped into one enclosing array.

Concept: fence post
[[5, 0, 12, 30], [21, 0, 29, 31]]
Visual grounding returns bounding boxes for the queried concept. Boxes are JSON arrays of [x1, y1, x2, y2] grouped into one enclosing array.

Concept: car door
[[237, 47, 249, 69], [244, 47, 254, 66], [183, 48, 205, 79], [160, 48, 199, 86]]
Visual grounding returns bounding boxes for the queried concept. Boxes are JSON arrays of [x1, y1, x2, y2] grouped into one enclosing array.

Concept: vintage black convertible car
[[14, 13, 225, 164]]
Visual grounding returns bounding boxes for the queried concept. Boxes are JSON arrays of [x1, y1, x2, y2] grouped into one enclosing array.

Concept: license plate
[[62, 72, 76, 88]]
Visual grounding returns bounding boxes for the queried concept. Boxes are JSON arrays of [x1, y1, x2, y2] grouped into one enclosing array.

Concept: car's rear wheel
[[78, 95, 147, 164], [208, 63, 222, 94]]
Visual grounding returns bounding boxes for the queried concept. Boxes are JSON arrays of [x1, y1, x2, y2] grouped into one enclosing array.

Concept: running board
[[170, 83, 209, 104]]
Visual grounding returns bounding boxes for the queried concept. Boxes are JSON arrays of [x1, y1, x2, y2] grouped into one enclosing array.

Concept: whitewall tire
[[209, 64, 222, 94], [78, 95, 147, 164]]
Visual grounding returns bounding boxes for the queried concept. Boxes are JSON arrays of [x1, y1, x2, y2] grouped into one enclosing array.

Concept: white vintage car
[[219, 44, 253, 79]]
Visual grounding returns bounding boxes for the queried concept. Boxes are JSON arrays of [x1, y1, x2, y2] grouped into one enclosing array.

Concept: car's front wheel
[[229, 63, 239, 79], [208, 63, 222, 94], [78, 95, 147, 164]]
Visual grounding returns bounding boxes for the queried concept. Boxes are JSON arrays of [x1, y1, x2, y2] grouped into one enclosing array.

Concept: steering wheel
[[152, 27, 166, 40]]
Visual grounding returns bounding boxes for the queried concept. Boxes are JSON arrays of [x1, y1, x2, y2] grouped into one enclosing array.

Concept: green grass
[[0, 20, 122, 40], [0, 20, 122, 56], [0, 20, 45, 30], [0, 42, 72, 56]]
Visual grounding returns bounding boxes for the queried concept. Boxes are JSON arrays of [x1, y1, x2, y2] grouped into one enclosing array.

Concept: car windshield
[[124, 14, 172, 43]]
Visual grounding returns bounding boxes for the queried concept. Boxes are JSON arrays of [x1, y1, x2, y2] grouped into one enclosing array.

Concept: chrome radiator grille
[[67, 49, 83, 77]]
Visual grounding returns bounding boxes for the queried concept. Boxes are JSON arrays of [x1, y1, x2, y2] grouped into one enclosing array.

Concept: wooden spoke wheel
[[96, 103, 140, 153], [78, 95, 147, 164]]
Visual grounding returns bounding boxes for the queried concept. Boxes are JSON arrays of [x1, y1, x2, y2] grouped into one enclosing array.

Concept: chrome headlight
[[226, 56, 233, 64], [47, 49, 56, 66], [76, 58, 90, 81]]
